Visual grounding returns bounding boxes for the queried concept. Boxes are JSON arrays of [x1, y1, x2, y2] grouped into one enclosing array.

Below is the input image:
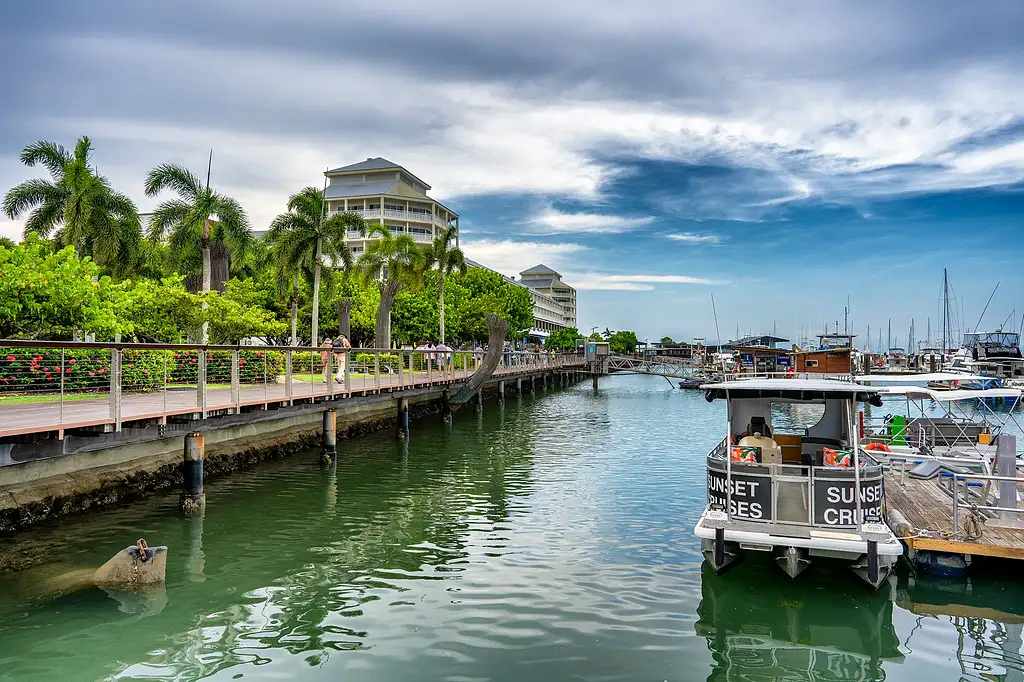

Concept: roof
[[520, 264, 560, 276], [522, 278, 553, 288], [702, 378, 883, 404], [854, 372, 988, 383], [883, 386, 1023, 402], [324, 180, 399, 199], [325, 157, 431, 190]]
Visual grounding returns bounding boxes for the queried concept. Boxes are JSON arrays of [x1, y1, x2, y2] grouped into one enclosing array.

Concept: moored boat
[[694, 378, 902, 590]]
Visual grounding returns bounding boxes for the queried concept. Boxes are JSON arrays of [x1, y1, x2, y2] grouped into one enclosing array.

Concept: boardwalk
[[1, 360, 583, 439]]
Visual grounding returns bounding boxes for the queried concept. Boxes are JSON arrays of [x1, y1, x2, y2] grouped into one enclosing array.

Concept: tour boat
[[694, 378, 902, 590]]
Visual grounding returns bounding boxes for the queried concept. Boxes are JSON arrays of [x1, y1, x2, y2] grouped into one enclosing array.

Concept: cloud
[[0, 219, 21, 241], [461, 239, 585, 278], [567, 273, 720, 290], [666, 232, 722, 244], [529, 208, 655, 234]]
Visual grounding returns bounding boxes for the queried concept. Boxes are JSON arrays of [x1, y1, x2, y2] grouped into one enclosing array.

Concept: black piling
[[181, 432, 205, 514], [322, 409, 337, 463], [397, 397, 410, 439]]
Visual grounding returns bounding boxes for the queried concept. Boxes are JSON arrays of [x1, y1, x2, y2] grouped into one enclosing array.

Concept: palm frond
[[20, 140, 71, 177], [211, 192, 253, 258], [144, 163, 203, 200], [3, 178, 62, 220], [22, 195, 66, 237], [149, 199, 194, 240]]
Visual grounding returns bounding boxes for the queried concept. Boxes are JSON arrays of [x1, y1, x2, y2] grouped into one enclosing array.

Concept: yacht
[[948, 331, 1024, 383], [694, 378, 902, 590]]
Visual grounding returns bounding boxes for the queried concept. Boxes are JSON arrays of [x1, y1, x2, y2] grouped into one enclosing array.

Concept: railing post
[[397, 351, 405, 388], [375, 351, 381, 391], [59, 349, 65, 428], [197, 349, 207, 419], [231, 349, 240, 413], [326, 348, 334, 398], [285, 350, 293, 405], [109, 347, 122, 432], [344, 349, 351, 391], [952, 476, 960, 540]]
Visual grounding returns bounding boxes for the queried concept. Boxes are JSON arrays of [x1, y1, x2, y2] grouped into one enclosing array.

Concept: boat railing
[[707, 438, 885, 529], [718, 371, 853, 382], [948, 472, 1023, 540]]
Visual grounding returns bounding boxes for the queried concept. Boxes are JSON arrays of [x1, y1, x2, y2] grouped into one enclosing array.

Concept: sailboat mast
[[942, 268, 949, 354]]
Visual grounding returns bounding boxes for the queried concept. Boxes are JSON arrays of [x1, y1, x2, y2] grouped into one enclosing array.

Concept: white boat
[[694, 378, 902, 590], [948, 331, 1024, 382]]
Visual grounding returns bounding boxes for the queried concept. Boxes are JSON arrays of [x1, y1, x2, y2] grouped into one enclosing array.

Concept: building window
[[805, 359, 819, 368]]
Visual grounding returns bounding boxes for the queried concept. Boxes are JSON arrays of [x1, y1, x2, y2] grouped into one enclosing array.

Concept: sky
[[2, 0, 1024, 347]]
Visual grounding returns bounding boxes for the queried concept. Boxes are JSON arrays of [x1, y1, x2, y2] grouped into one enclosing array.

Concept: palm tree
[[2, 136, 141, 276], [144, 160, 252, 342], [423, 225, 466, 345], [356, 226, 424, 349], [267, 187, 364, 347]]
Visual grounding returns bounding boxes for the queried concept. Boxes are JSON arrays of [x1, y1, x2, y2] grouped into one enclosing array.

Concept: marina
[[2, 374, 1024, 682]]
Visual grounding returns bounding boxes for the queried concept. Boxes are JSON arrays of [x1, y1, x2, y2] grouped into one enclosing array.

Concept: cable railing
[[0, 340, 585, 440]]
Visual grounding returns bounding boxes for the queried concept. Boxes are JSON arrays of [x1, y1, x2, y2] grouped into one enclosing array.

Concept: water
[[1, 374, 1023, 681]]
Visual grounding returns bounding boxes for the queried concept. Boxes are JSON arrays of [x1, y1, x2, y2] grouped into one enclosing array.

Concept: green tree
[[204, 278, 287, 344], [454, 268, 533, 342], [545, 327, 583, 350], [355, 226, 424, 348], [268, 186, 364, 347], [605, 329, 639, 354], [120, 275, 202, 342], [0, 234, 127, 339], [144, 161, 252, 342], [2, 137, 142, 277], [0, 237, 16, 250], [422, 226, 466, 345], [660, 336, 675, 345]]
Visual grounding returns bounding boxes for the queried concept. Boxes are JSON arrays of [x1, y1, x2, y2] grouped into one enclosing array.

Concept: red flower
[[89, 371, 95, 377], [4, 355, 13, 362], [65, 368, 72, 373], [69, 359, 76, 365]]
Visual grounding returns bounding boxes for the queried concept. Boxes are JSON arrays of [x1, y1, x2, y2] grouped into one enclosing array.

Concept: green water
[[1, 375, 1023, 681]]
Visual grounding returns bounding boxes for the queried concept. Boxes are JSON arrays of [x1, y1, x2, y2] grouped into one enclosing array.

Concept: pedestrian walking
[[332, 333, 351, 384], [320, 338, 333, 383]]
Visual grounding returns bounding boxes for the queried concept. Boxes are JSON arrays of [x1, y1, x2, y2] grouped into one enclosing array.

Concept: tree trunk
[[336, 297, 353, 340], [439, 274, 446, 345], [200, 220, 211, 344], [290, 272, 300, 346], [310, 238, 322, 347], [375, 280, 400, 349], [451, 314, 509, 404]]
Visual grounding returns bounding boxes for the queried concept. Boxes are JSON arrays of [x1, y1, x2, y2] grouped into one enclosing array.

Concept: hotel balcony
[[336, 207, 452, 229], [346, 227, 433, 244]]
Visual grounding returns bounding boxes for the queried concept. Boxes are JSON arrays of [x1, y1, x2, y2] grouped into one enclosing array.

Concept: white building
[[518, 265, 577, 330], [323, 158, 458, 257]]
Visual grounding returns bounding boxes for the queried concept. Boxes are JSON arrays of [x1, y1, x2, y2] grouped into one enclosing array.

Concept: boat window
[[772, 402, 825, 433]]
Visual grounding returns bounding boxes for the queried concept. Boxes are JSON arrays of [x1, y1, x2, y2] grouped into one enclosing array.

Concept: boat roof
[[854, 372, 988, 383], [702, 378, 883, 404], [883, 386, 1023, 402]]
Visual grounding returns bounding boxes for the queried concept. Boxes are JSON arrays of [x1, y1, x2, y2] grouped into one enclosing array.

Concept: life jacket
[[731, 446, 759, 463], [864, 442, 890, 452], [823, 447, 853, 467]]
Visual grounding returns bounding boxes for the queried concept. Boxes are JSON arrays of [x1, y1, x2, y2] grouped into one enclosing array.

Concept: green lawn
[[0, 392, 106, 405]]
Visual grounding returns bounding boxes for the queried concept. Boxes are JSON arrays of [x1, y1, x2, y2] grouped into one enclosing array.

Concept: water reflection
[[696, 564, 902, 681]]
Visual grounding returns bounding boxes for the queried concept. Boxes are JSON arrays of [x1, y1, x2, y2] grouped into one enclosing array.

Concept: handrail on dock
[[0, 340, 586, 444]]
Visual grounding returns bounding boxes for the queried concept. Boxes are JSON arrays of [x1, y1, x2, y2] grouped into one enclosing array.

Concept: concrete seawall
[[0, 372, 583, 541]]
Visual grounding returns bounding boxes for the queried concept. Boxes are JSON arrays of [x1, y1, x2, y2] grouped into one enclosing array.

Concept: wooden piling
[[322, 409, 337, 460], [397, 397, 409, 439]]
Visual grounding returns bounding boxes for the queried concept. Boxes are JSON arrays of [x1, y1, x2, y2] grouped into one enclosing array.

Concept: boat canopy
[[882, 386, 1023, 402], [702, 378, 883, 405], [854, 372, 988, 383]]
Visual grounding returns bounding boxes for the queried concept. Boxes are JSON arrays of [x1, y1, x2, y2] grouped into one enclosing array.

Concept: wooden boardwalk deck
[[0, 362, 579, 439], [884, 469, 1024, 560]]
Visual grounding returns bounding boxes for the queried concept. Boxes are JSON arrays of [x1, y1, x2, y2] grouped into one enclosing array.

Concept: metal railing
[[335, 207, 452, 229], [949, 472, 1023, 540], [0, 341, 584, 442]]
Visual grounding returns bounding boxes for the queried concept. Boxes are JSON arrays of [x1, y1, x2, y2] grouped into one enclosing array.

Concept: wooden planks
[[885, 469, 1024, 560]]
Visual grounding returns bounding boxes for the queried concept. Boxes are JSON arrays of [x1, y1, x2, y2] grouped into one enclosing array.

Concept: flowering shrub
[[0, 347, 285, 394]]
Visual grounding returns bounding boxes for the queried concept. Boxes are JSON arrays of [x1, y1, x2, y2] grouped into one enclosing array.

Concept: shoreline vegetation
[[0, 135, 638, 364]]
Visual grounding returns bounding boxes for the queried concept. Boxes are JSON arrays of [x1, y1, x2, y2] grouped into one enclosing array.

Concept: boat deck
[[884, 469, 1024, 560]]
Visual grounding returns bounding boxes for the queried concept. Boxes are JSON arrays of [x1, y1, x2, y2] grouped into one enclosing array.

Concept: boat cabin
[[695, 379, 901, 589]]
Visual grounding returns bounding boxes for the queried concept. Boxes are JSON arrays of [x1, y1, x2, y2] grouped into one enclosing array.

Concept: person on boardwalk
[[435, 342, 453, 377], [320, 338, 333, 384], [332, 333, 351, 384]]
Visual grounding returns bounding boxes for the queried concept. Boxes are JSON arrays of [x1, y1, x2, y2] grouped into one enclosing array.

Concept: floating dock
[[885, 467, 1024, 561]]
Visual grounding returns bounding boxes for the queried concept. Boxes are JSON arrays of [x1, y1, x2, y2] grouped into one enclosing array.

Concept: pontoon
[[694, 379, 903, 590]]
